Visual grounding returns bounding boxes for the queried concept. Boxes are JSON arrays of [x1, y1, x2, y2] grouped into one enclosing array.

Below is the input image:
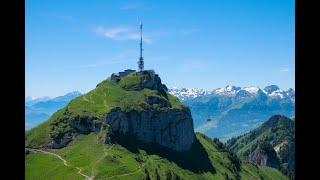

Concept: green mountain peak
[[226, 115, 295, 179], [25, 71, 288, 180], [26, 70, 195, 151]]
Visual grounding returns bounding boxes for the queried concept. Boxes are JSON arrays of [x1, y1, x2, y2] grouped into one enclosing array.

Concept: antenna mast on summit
[[138, 22, 144, 71]]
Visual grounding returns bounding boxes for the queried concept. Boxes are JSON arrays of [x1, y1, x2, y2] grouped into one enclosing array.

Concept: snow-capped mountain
[[25, 96, 54, 106], [169, 85, 295, 142], [286, 88, 295, 103], [168, 87, 212, 100], [242, 87, 260, 94], [169, 85, 295, 103], [49, 91, 82, 102], [212, 85, 241, 96]]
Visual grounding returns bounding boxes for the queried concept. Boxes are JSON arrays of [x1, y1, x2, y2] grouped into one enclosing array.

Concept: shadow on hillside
[[110, 134, 216, 174]]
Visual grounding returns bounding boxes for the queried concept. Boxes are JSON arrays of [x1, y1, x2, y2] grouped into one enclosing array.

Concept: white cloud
[[195, 119, 219, 133], [94, 26, 198, 44], [94, 26, 152, 43], [179, 28, 199, 35], [120, 2, 143, 10], [94, 27, 129, 39], [66, 50, 138, 69], [280, 68, 290, 73], [241, 123, 249, 127]]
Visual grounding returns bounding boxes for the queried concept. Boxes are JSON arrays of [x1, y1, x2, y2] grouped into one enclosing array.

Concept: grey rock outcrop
[[68, 115, 102, 133], [147, 96, 171, 107], [247, 145, 280, 168], [106, 70, 195, 151], [106, 106, 195, 151], [49, 115, 107, 148], [51, 135, 74, 149], [136, 70, 162, 91]]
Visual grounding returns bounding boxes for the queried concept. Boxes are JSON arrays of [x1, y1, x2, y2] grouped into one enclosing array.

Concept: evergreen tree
[[165, 169, 172, 180], [145, 168, 151, 180], [155, 168, 160, 180]]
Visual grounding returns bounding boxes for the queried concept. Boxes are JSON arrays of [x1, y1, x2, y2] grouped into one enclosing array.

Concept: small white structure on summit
[[110, 69, 136, 81]]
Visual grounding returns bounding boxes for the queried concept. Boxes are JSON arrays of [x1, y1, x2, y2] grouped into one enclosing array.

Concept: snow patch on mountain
[[212, 85, 241, 96], [169, 87, 212, 100], [286, 88, 295, 103], [243, 87, 260, 94], [169, 85, 295, 103]]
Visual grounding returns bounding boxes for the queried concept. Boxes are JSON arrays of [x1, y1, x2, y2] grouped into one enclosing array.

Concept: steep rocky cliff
[[107, 106, 194, 151], [25, 70, 195, 151], [247, 142, 280, 168]]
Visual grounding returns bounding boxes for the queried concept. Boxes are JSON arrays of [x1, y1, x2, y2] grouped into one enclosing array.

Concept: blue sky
[[26, 0, 294, 97]]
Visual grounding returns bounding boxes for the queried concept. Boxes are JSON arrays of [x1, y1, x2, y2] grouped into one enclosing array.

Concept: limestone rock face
[[48, 115, 106, 148], [247, 146, 280, 168], [147, 96, 172, 107], [105, 70, 195, 151], [106, 106, 195, 151], [51, 135, 74, 149], [68, 115, 102, 134], [136, 71, 163, 91]]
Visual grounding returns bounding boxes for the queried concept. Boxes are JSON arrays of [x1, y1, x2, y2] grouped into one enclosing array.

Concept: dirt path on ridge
[[26, 148, 93, 180]]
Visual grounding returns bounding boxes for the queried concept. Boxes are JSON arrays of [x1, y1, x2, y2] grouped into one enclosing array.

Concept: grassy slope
[[67, 72, 182, 118], [240, 162, 287, 180], [227, 115, 295, 159], [25, 152, 83, 180], [236, 129, 272, 157], [25, 72, 183, 148], [25, 108, 66, 147], [26, 133, 287, 180]]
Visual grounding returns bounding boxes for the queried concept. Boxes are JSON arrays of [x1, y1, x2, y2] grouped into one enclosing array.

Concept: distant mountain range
[[25, 96, 53, 106], [25, 91, 82, 130], [169, 87, 212, 100], [169, 85, 295, 102], [25, 85, 295, 141], [168, 85, 295, 141]]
